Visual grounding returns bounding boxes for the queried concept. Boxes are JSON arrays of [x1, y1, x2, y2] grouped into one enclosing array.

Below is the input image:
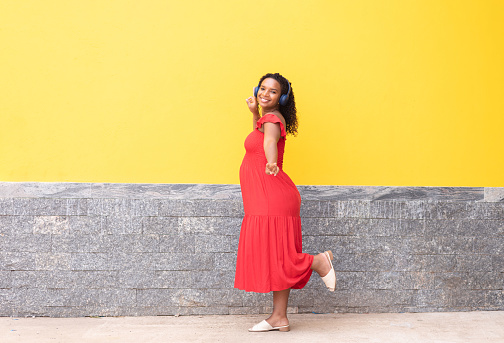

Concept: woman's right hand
[[246, 96, 259, 115]]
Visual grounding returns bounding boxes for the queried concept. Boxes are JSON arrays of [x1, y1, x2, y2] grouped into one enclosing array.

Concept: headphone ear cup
[[279, 94, 288, 106], [253, 86, 259, 97]]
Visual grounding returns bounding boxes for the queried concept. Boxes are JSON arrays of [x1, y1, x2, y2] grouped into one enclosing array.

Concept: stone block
[[69, 235, 160, 254], [116, 270, 157, 289], [301, 217, 368, 236], [492, 256, 504, 272], [192, 270, 235, 290], [69, 271, 120, 289], [412, 289, 449, 307], [86, 199, 103, 216], [149, 270, 193, 289], [158, 199, 243, 217], [348, 290, 414, 307], [30, 198, 68, 216], [2, 234, 51, 253], [486, 290, 504, 308], [66, 198, 89, 216], [203, 289, 243, 306], [484, 188, 504, 202], [68, 216, 103, 235], [0, 216, 12, 234], [101, 198, 135, 216], [12, 288, 65, 307], [364, 271, 416, 290], [9, 216, 36, 235], [173, 288, 209, 307], [412, 255, 457, 272], [332, 271, 366, 290], [334, 253, 395, 272], [425, 202, 476, 220], [413, 236, 474, 255], [455, 254, 495, 272], [0, 252, 36, 271], [136, 289, 190, 307], [103, 215, 142, 235], [473, 202, 504, 219], [426, 219, 503, 237], [431, 272, 467, 290], [142, 217, 178, 234], [336, 200, 370, 218], [0, 198, 13, 215], [0, 271, 11, 288], [12, 270, 74, 289], [12, 198, 33, 215], [473, 236, 504, 255], [464, 272, 503, 289], [410, 271, 436, 290], [391, 253, 420, 272], [54, 288, 136, 307], [449, 289, 487, 307], [242, 291, 271, 306], [132, 199, 159, 216], [300, 201, 335, 218], [397, 201, 427, 219], [153, 253, 214, 271], [177, 217, 242, 235], [34, 216, 69, 234], [213, 252, 236, 270], [69, 253, 111, 271], [369, 201, 399, 219], [194, 235, 232, 253], [159, 234, 195, 253]]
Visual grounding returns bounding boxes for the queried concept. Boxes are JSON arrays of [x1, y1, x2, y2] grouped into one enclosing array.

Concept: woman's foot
[[312, 251, 336, 291], [312, 252, 332, 277], [265, 314, 289, 329], [249, 317, 290, 332]]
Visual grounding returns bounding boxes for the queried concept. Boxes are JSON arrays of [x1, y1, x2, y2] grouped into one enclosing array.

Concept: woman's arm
[[246, 97, 260, 130], [263, 122, 281, 176]]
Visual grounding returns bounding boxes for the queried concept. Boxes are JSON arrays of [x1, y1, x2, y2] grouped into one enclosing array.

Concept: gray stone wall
[[0, 182, 503, 317]]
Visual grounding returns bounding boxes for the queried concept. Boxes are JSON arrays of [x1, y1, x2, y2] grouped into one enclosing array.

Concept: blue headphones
[[254, 78, 291, 106]]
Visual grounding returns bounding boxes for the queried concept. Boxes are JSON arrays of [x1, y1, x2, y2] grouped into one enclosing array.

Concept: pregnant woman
[[234, 72, 336, 332]]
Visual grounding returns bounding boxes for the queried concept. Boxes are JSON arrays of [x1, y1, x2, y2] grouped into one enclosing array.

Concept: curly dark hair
[[257, 73, 298, 136]]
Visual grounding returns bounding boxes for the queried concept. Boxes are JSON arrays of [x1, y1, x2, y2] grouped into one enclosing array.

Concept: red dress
[[234, 113, 314, 293]]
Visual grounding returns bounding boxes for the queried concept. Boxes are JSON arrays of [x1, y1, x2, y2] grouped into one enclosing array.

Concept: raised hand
[[246, 96, 259, 115]]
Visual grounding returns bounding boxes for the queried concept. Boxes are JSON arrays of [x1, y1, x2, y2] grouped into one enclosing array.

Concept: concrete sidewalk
[[2, 311, 504, 343]]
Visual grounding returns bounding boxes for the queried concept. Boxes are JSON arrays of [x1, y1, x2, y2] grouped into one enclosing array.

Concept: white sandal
[[248, 320, 290, 332], [321, 251, 336, 292]]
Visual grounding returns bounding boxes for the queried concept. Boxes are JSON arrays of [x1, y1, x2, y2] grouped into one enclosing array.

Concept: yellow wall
[[1, 0, 503, 186]]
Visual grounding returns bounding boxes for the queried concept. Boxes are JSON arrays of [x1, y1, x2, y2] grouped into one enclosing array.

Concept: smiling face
[[257, 78, 282, 111]]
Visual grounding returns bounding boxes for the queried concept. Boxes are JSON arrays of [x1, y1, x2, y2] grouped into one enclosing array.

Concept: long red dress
[[234, 113, 314, 293]]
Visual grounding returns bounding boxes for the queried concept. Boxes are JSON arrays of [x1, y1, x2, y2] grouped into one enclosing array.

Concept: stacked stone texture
[[0, 183, 503, 317]]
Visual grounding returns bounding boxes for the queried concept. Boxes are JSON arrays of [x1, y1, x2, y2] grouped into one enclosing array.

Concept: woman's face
[[257, 78, 281, 110]]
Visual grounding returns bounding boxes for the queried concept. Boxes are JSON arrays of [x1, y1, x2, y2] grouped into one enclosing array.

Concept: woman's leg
[[266, 288, 291, 327]]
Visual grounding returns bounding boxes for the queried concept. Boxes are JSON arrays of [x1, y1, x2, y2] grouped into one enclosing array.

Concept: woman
[[234, 73, 336, 332]]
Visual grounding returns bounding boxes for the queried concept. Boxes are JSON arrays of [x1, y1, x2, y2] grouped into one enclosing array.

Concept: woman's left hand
[[265, 162, 279, 176]]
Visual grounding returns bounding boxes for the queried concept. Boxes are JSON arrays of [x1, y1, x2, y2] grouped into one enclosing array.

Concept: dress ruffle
[[256, 113, 287, 138]]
